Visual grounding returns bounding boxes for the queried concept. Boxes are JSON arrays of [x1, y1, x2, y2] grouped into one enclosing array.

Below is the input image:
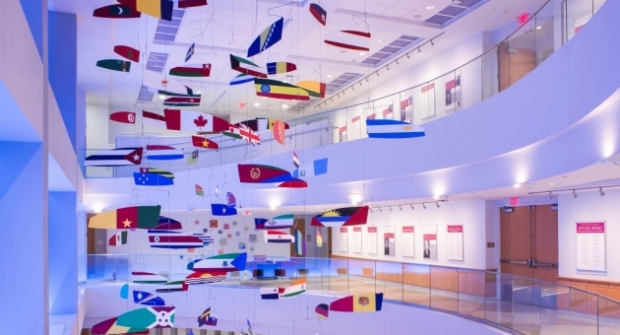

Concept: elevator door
[[500, 205, 559, 282]]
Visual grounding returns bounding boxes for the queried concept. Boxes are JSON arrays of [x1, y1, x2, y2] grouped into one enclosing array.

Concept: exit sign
[[509, 197, 520, 206], [243, 210, 251, 216]]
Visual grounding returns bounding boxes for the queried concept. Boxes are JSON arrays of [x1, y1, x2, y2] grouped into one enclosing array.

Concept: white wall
[[332, 200, 494, 270], [558, 188, 620, 281]]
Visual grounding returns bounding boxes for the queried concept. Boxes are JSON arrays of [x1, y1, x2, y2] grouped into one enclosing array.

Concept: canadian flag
[[164, 109, 230, 132]]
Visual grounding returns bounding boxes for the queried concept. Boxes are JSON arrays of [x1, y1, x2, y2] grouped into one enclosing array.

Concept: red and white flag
[[164, 109, 230, 133]]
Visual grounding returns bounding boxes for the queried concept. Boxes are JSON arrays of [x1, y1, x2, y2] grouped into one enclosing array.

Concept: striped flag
[[222, 124, 261, 146], [195, 184, 204, 196], [142, 110, 166, 127], [108, 231, 128, 246], [247, 17, 283, 57], [187, 149, 199, 165], [293, 151, 300, 168], [185, 42, 195, 62], [247, 319, 253, 335]]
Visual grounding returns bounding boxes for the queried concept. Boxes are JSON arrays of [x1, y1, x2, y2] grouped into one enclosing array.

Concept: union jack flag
[[239, 124, 261, 146]]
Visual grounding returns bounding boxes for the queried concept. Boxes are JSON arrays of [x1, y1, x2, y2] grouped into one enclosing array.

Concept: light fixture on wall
[[386, 65, 390, 71], [389, 206, 393, 211], [549, 191, 553, 200], [359, 82, 362, 87], [410, 205, 414, 210], [418, 47, 421, 53], [406, 53, 411, 59], [573, 190, 578, 198], [396, 60, 399, 65], [431, 39, 435, 46], [379, 208, 382, 212], [423, 203, 427, 209], [399, 206, 403, 211], [600, 187, 606, 197], [436, 202, 440, 208]]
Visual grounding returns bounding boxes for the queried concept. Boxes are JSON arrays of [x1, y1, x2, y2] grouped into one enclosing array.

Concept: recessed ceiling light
[[549, 182, 556, 186], [359, 52, 365, 56], [378, 40, 382, 43], [426, 5, 434, 10], [282, 104, 288, 109], [513, 184, 521, 189], [195, 91, 202, 94], [254, 102, 260, 107], [536, 26, 542, 30], [158, 95, 165, 100], [327, 74, 333, 78]]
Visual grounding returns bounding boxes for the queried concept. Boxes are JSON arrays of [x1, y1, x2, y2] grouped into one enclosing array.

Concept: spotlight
[[573, 190, 578, 198], [379, 208, 382, 212], [549, 191, 553, 200], [410, 205, 414, 210], [389, 206, 393, 211], [418, 47, 421, 53], [386, 65, 390, 71], [436, 202, 440, 208], [370, 208, 373, 213], [431, 39, 434, 46], [377, 72, 380, 76], [396, 60, 399, 65], [366, 78, 369, 83], [406, 53, 411, 59], [600, 187, 605, 197], [359, 82, 362, 87], [423, 203, 426, 209], [399, 206, 403, 211]]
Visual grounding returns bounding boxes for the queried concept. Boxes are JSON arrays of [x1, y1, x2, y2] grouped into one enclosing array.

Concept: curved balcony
[[83, 254, 620, 335]]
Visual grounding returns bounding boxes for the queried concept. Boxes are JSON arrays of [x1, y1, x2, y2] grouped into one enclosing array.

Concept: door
[[290, 218, 306, 257], [500, 205, 558, 282], [498, 42, 536, 92]]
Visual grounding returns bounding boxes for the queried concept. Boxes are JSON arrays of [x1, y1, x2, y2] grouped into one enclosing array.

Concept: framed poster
[[367, 227, 378, 255], [339, 227, 348, 252], [402, 226, 415, 258], [384, 227, 395, 256], [447, 225, 464, 261], [423, 225, 437, 260], [445, 72, 461, 112], [418, 82, 436, 119], [352, 227, 362, 253], [576, 222, 606, 273]]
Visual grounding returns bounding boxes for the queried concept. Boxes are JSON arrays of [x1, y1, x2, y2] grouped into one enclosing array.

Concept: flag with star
[[195, 184, 204, 196], [88, 205, 161, 229], [191, 135, 219, 150]]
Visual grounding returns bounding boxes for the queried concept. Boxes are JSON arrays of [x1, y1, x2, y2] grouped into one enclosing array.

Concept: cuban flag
[[185, 42, 195, 62], [366, 119, 425, 139]]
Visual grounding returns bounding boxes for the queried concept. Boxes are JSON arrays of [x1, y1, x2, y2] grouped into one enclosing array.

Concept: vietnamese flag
[[192, 136, 219, 149], [88, 205, 161, 229]]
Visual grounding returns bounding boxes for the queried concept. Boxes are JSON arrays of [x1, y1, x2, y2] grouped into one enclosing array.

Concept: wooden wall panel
[[558, 277, 620, 302]]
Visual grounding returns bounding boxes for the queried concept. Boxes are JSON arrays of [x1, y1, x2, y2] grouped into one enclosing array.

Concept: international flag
[[315, 303, 329, 319], [273, 120, 285, 145], [88, 205, 161, 229], [366, 119, 425, 139], [117, 0, 174, 21], [195, 184, 204, 196], [297, 81, 326, 99], [263, 230, 295, 243], [329, 293, 384, 313], [247, 319, 253, 335], [133, 290, 165, 306], [226, 192, 236, 207], [191, 136, 219, 150], [293, 151, 300, 168], [187, 149, 199, 164], [222, 124, 261, 146], [91, 306, 176, 334], [187, 329, 194, 335], [211, 204, 237, 216], [294, 229, 306, 256], [148, 230, 205, 249], [96, 59, 131, 72], [193, 233, 214, 245], [316, 229, 323, 247], [187, 252, 247, 272], [143, 70, 190, 95], [110, 111, 136, 124], [230, 54, 267, 78], [260, 278, 306, 300], [185, 42, 195, 62], [169, 63, 211, 77], [153, 216, 182, 230], [143, 110, 166, 128], [235, 118, 290, 132], [114, 45, 140, 62], [325, 30, 371, 51], [164, 96, 201, 107], [133, 171, 174, 186], [254, 214, 294, 230], [247, 17, 284, 57], [266, 62, 297, 75], [309, 3, 327, 25], [140, 168, 174, 179], [292, 158, 328, 178], [310, 206, 369, 227], [230, 74, 254, 86], [108, 231, 128, 246], [237, 164, 292, 183], [155, 280, 187, 293], [131, 271, 168, 284], [85, 147, 143, 166], [93, 5, 141, 18], [164, 109, 230, 133], [278, 178, 308, 188], [254, 78, 310, 101], [197, 307, 218, 327], [184, 271, 227, 285], [178, 0, 207, 9], [145, 145, 184, 160]]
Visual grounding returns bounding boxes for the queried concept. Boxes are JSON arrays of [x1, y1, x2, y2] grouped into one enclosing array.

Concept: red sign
[[509, 197, 520, 206], [517, 13, 529, 25], [242, 210, 251, 216], [576, 222, 605, 233], [367, 227, 377, 233], [340, 227, 348, 233], [384, 233, 395, 238], [353, 227, 362, 232], [402, 226, 414, 233], [448, 225, 463, 233]]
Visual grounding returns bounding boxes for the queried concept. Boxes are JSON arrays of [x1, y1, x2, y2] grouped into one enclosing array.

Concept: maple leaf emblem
[[194, 115, 208, 128]]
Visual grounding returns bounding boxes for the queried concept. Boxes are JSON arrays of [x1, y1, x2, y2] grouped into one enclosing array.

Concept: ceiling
[[49, 0, 548, 122]]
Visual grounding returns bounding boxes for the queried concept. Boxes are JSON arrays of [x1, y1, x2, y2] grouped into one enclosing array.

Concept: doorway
[[500, 205, 558, 282]]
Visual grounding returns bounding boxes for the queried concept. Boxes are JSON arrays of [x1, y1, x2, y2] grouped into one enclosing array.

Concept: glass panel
[[457, 269, 488, 318], [346, 258, 376, 294], [569, 288, 599, 335], [598, 296, 620, 333], [402, 263, 430, 306], [485, 272, 514, 329], [535, 1, 557, 64], [430, 266, 459, 312], [376, 261, 403, 302], [511, 276, 542, 334]]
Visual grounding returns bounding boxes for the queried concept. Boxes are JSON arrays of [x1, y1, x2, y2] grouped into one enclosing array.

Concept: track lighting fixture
[[549, 192, 553, 200], [399, 206, 403, 211], [377, 72, 380, 76], [431, 39, 434, 46], [366, 78, 369, 82], [379, 208, 382, 212], [386, 65, 390, 71], [423, 203, 427, 209], [436, 202, 440, 208], [406, 53, 411, 59], [600, 187, 605, 197], [418, 47, 421, 53], [359, 82, 362, 87], [573, 190, 578, 198], [396, 60, 399, 65], [389, 206, 393, 211], [410, 205, 414, 210]]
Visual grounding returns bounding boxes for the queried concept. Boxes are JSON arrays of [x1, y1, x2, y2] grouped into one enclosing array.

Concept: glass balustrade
[[81, 254, 620, 335]]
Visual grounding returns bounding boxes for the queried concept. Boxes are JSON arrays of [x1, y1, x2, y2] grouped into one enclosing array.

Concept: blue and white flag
[[247, 319, 254, 335], [366, 119, 425, 139], [133, 172, 174, 186], [247, 17, 283, 57], [185, 42, 195, 62], [85, 147, 143, 166], [133, 290, 166, 306], [211, 204, 238, 216]]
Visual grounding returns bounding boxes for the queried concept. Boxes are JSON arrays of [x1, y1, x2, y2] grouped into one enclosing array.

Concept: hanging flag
[[293, 151, 300, 168], [254, 214, 294, 230], [191, 136, 219, 150], [164, 109, 230, 133], [108, 231, 128, 246], [133, 171, 174, 186], [254, 78, 310, 101], [142, 110, 166, 128], [211, 204, 237, 216], [143, 70, 191, 95], [263, 230, 295, 243], [311, 206, 369, 228], [93, 5, 142, 18], [226, 192, 236, 207], [325, 30, 371, 51], [187, 252, 247, 272], [277, 178, 308, 188], [154, 216, 183, 230], [185, 42, 195, 62], [237, 164, 292, 183], [316, 228, 323, 247], [248, 17, 284, 57], [247, 319, 254, 335], [91, 306, 176, 334], [260, 278, 306, 300], [297, 81, 327, 99], [294, 229, 306, 255], [110, 111, 136, 124], [114, 45, 140, 62], [230, 74, 254, 86], [96, 59, 131, 72], [158, 87, 200, 98], [366, 119, 425, 139], [329, 293, 384, 313], [272, 120, 286, 145], [293, 158, 328, 178], [164, 96, 201, 107], [184, 271, 227, 286], [117, 0, 174, 21], [315, 303, 329, 319], [309, 3, 327, 25], [85, 147, 143, 166], [236, 118, 290, 132], [148, 230, 205, 249], [222, 124, 261, 146], [197, 307, 218, 326], [266, 62, 297, 75], [195, 184, 204, 196], [155, 280, 187, 293], [230, 54, 267, 78], [139, 168, 174, 179], [178, 0, 207, 8], [169, 63, 211, 77], [131, 271, 168, 284], [146, 145, 184, 160], [187, 149, 199, 165], [133, 290, 165, 306], [88, 205, 162, 229]]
